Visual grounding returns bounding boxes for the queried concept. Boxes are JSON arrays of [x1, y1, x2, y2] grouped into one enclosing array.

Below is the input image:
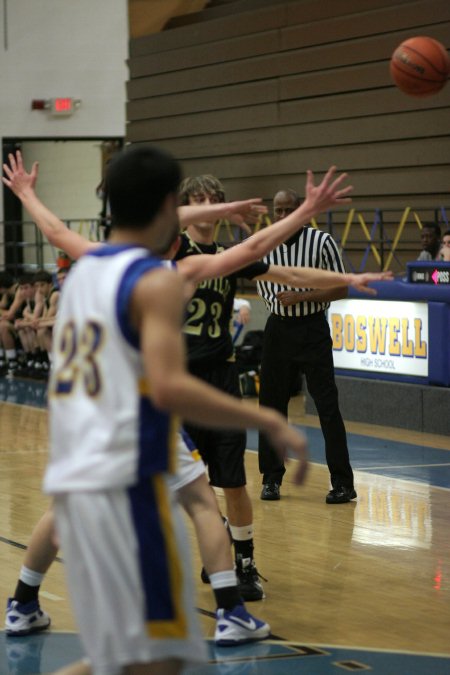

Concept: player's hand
[[2, 150, 39, 198], [222, 199, 268, 226], [303, 166, 353, 215], [348, 270, 394, 295], [264, 411, 308, 485]]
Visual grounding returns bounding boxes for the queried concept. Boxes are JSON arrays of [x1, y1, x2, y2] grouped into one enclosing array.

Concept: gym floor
[[0, 377, 449, 674]]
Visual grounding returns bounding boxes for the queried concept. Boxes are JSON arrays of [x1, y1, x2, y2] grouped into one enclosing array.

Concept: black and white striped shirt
[[256, 226, 345, 317]]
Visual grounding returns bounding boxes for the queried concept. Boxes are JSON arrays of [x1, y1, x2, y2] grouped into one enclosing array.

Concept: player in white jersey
[[4, 146, 310, 675]]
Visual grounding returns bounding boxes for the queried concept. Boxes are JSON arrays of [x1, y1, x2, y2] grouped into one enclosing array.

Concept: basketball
[[390, 36, 450, 97]]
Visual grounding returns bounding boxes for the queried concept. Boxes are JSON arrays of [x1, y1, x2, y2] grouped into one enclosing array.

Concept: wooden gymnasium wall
[[127, 0, 450, 271]]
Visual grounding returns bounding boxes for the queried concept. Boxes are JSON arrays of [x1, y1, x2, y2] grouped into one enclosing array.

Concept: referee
[[256, 188, 356, 504]]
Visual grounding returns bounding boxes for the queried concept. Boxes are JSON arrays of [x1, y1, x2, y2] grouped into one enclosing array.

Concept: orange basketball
[[390, 36, 450, 97]]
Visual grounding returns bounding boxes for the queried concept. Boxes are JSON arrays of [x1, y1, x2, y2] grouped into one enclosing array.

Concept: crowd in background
[[0, 266, 70, 380], [0, 221, 448, 386]]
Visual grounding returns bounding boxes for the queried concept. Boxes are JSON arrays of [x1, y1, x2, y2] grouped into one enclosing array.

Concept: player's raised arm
[[178, 199, 267, 228], [177, 166, 353, 283], [2, 151, 98, 259], [3, 151, 264, 262]]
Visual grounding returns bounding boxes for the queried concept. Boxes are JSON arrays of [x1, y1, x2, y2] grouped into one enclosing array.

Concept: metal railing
[[1, 205, 448, 276], [0, 218, 107, 274]]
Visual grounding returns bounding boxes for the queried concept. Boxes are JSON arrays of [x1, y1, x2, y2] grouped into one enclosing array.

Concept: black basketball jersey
[[175, 232, 269, 369]]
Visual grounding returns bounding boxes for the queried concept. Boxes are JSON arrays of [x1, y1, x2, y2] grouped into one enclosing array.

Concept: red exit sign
[[50, 98, 76, 115], [53, 98, 73, 113], [31, 98, 81, 115]]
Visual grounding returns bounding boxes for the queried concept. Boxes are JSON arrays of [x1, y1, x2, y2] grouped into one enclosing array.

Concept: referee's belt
[[270, 310, 325, 322]]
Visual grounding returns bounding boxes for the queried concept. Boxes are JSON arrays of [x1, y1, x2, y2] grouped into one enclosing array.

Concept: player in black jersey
[[176, 174, 393, 599], [176, 178, 270, 600]]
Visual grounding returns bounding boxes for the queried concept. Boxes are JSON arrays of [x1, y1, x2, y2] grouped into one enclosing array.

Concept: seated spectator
[[232, 297, 252, 345], [0, 272, 23, 376], [439, 228, 450, 261], [13, 272, 40, 376], [233, 297, 251, 325], [55, 265, 70, 290], [417, 222, 441, 261], [0, 272, 18, 318], [29, 269, 62, 379]]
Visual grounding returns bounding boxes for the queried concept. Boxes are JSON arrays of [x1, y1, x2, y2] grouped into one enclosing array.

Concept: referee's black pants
[[258, 311, 354, 490]]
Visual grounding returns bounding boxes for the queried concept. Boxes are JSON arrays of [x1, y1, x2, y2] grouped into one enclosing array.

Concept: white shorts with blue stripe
[[169, 429, 207, 494], [54, 474, 207, 675]]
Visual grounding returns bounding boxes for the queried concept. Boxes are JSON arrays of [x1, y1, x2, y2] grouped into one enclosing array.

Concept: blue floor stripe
[[246, 427, 450, 490]]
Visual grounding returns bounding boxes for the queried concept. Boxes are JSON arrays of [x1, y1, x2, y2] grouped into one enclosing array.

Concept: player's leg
[[173, 431, 270, 644], [202, 423, 265, 602], [6, 507, 55, 635], [221, 484, 266, 602], [213, 362, 264, 599]]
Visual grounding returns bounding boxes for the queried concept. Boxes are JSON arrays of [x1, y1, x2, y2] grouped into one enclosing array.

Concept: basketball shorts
[[185, 360, 247, 488], [54, 475, 206, 675], [168, 428, 207, 493]]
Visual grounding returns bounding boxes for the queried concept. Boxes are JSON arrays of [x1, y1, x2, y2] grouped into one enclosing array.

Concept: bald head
[[273, 189, 301, 221]]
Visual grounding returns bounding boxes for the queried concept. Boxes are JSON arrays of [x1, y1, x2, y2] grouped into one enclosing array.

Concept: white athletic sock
[[209, 570, 238, 589], [229, 524, 254, 541], [6, 349, 17, 361], [20, 565, 45, 587]]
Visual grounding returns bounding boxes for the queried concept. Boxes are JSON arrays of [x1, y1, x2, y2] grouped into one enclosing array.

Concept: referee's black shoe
[[326, 486, 357, 504], [260, 483, 281, 501]]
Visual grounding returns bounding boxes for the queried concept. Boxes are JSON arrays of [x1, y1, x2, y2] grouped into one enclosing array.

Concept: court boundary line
[[357, 462, 450, 470], [0, 535, 64, 562]]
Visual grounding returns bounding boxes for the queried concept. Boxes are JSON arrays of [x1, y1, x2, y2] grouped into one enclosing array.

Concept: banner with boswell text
[[328, 299, 429, 377]]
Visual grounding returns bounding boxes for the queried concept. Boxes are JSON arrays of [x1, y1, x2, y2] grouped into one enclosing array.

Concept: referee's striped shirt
[[256, 226, 345, 317]]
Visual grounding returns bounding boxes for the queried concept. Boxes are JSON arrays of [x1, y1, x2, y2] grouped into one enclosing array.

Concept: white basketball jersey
[[44, 245, 178, 494]]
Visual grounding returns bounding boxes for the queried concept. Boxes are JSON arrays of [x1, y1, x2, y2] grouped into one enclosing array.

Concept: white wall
[[1, 0, 128, 139], [0, 0, 129, 259], [21, 140, 104, 267]]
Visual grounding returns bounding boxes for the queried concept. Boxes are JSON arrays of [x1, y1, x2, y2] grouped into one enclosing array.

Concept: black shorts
[[184, 360, 246, 488]]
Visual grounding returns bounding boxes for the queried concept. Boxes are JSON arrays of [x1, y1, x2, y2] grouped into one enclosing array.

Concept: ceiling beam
[[128, 0, 209, 38]]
